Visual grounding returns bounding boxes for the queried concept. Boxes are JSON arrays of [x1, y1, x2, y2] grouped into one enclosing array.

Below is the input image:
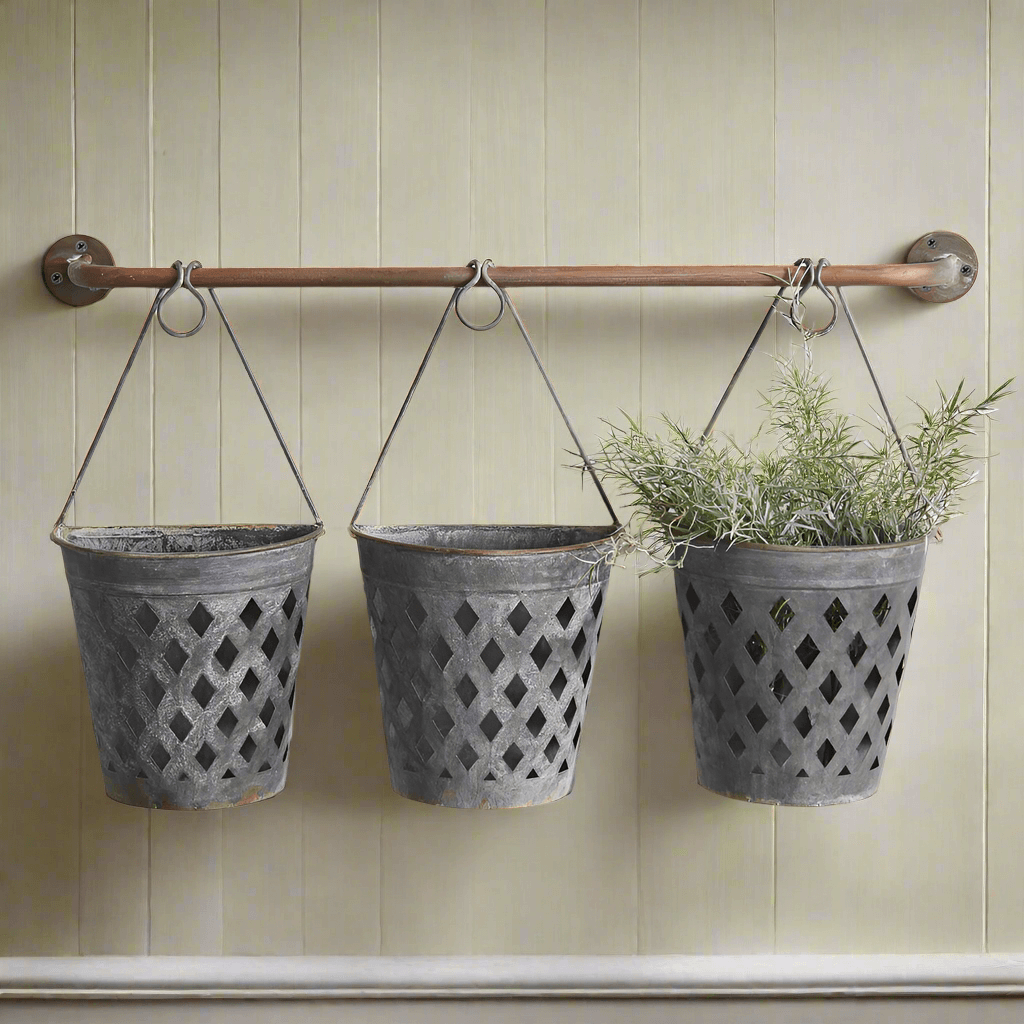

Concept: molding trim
[[4, 955, 1024, 1001]]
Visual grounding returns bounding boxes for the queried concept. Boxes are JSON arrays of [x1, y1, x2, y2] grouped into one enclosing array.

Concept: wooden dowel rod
[[68, 258, 960, 291]]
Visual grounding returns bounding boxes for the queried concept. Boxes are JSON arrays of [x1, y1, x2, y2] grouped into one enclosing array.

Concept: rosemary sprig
[[593, 355, 1012, 569]]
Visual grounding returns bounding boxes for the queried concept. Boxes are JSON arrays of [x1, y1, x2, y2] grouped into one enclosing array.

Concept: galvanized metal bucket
[[354, 525, 615, 807], [55, 524, 320, 809], [53, 276, 323, 809], [675, 538, 927, 805], [351, 262, 621, 808]]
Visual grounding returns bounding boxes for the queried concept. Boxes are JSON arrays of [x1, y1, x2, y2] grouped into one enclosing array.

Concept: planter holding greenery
[[595, 288, 1010, 805]]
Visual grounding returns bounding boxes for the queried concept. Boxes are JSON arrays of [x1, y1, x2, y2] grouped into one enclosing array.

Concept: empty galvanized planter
[[351, 262, 621, 808], [53, 275, 323, 809], [675, 538, 927, 805], [354, 525, 615, 808], [55, 525, 319, 809]]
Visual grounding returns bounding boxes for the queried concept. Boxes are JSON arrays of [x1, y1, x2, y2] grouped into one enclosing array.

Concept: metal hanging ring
[[455, 258, 505, 331], [790, 257, 838, 338], [157, 259, 208, 338]]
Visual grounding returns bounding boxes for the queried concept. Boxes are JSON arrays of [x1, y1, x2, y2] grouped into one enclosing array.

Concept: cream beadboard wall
[[0, 0, 1021, 958]]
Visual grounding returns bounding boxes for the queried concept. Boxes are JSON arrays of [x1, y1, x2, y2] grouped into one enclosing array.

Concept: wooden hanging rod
[[41, 231, 979, 307], [71, 260, 956, 289]]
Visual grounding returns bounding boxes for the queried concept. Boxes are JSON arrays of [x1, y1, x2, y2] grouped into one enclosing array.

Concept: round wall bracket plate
[[42, 235, 114, 307], [906, 230, 978, 303]]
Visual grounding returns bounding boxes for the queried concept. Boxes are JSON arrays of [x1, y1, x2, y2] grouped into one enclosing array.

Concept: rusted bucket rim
[[350, 523, 622, 557], [678, 534, 929, 556], [51, 522, 324, 559]]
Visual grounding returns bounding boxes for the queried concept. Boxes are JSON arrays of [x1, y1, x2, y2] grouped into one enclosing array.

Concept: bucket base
[[391, 763, 576, 809], [102, 763, 288, 810], [695, 763, 882, 807]]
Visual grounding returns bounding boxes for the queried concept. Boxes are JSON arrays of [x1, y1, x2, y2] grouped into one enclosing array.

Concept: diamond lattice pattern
[[68, 583, 309, 805], [365, 577, 609, 795], [676, 571, 921, 797]]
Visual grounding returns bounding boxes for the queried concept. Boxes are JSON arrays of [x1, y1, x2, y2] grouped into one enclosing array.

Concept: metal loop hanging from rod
[[40, 231, 980, 308], [788, 257, 839, 339], [454, 258, 506, 331], [156, 259, 208, 337]]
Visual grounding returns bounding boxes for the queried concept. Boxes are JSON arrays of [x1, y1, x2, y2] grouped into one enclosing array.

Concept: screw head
[[50, 271, 63, 284], [960, 264, 973, 275], [75, 239, 87, 252]]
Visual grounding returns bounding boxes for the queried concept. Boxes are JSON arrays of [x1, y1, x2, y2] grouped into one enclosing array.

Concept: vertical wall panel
[[0, 0, 78, 955], [544, 0, 641, 953], [773, 0, 988, 952], [467, 0, 572, 953], [298, 0, 383, 954], [218, 0, 304, 955], [985, 0, 1024, 953], [470, 0, 550, 526], [378, 0, 474, 954], [148, 0, 223, 955], [638, 0, 776, 953], [74, 0, 153, 954]]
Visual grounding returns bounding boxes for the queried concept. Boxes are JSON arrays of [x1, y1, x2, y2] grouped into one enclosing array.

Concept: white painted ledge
[[3, 955, 1024, 1000]]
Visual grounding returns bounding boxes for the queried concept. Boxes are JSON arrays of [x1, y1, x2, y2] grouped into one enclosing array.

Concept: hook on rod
[[156, 260, 207, 337], [455, 259, 506, 331], [789, 257, 839, 338]]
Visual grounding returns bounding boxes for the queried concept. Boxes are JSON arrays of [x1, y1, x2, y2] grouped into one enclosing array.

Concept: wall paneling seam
[[297, 0, 306, 954], [217, 0, 224, 536], [771, 0, 779, 955], [469, 0, 475, 527], [147, 0, 155, 528], [544, 1, 553, 534], [636, 0, 643, 960], [982, 0, 992, 955], [71, 0, 82, 958], [145, 0, 154, 957], [216, 0, 225, 954], [376, 0, 384, 957]]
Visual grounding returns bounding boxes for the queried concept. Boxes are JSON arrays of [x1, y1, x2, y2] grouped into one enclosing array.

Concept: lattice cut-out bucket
[[54, 523, 321, 809], [353, 524, 617, 808], [675, 537, 927, 806]]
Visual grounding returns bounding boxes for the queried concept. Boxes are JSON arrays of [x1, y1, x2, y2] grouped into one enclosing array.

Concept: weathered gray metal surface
[[353, 524, 617, 808], [674, 538, 928, 806], [55, 523, 321, 809]]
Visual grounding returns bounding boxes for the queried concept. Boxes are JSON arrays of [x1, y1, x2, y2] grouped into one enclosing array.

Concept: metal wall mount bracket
[[42, 235, 113, 307], [905, 231, 978, 302]]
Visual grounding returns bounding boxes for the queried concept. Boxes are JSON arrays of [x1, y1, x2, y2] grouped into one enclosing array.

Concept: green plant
[[594, 353, 1011, 567]]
